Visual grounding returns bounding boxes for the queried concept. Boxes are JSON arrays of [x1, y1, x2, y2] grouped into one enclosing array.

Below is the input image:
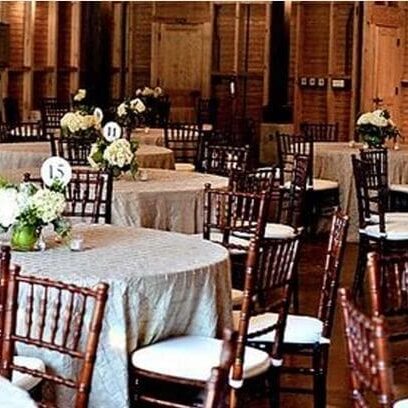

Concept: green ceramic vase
[[11, 225, 39, 252]]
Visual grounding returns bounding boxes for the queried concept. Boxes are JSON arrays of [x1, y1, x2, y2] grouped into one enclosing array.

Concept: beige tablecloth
[[132, 127, 164, 146], [314, 142, 408, 241], [0, 142, 175, 170], [7, 224, 232, 408], [0, 167, 228, 234]]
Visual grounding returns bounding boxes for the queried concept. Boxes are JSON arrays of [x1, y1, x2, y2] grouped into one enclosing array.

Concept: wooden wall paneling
[[22, 1, 34, 120], [349, 2, 360, 141], [0, 2, 9, 105], [125, 2, 133, 95], [263, 3, 271, 106], [69, 2, 80, 96], [293, 2, 302, 129], [46, 1, 57, 97], [110, 1, 123, 99], [326, 2, 335, 123]]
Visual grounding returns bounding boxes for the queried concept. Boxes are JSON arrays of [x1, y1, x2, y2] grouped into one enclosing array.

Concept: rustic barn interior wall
[[1, 1, 408, 143]]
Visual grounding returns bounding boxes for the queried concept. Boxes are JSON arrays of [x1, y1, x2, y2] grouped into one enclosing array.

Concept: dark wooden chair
[[300, 122, 339, 142], [50, 133, 96, 166], [203, 330, 237, 408], [273, 209, 349, 408], [196, 97, 219, 128], [276, 132, 340, 235], [360, 148, 408, 211], [130, 232, 301, 408], [0, 246, 109, 408], [367, 251, 408, 363], [40, 98, 70, 137], [0, 121, 46, 142], [164, 122, 202, 171], [351, 155, 408, 298], [201, 143, 250, 177], [0, 245, 46, 396], [24, 168, 113, 224], [339, 287, 408, 408]]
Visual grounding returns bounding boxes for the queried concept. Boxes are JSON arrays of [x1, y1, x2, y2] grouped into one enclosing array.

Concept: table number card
[[103, 121, 122, 142], [94, 107, 104, 124], [41, 157, 72, 187]]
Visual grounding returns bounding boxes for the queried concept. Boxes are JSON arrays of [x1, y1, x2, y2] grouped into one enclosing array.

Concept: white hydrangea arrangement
[[88, 135, 138, 178], [115, 97, 146, 130], [0, 177, 71, 248], [60, 110, 102, 139], [356, 109, 400, 148], [135, 86, 163, 98]]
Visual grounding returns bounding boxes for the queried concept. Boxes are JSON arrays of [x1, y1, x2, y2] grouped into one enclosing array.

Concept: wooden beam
[[22, 1, 34, 120], [262, 3, 271, 106], [46, 1, 58, 97], [69, 2, 80, 93], [349, 2, 360, 140], [293, 2, 302, 130], [326, 1, 335, 123]]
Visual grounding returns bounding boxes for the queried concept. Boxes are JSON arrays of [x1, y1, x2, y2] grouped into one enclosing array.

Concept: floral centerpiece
[[88, 131, 139, 179], [72, 88, 94, 114], [115, 97, 146, 132], [0, 178, 70, 251], [356, 109, 400, 148], [135, 86, 164, 100], [60, 109, 102, 140]]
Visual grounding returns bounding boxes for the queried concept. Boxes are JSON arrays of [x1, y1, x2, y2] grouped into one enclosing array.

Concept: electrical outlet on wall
[[317, 78, 325, 87], [308, 77, 316, 87]]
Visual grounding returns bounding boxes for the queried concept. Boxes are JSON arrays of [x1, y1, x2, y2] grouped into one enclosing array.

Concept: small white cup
[[139, 169, 148, 181], [144, 126, 150, 134], [348, 140, 356, 148], [70, 234, 84, 252]]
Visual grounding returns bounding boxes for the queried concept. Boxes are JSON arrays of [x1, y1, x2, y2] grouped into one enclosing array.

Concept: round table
[[0, 167, 228, 234], [0, 376, 37, 408], [132, 127, 164, 146], [314, 142, 408, 241], [8, 224, 232, 408], [0, 142, 175, 170]]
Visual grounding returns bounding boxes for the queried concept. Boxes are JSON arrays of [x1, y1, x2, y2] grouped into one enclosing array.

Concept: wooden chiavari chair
[[40, 98, 70, 138], [300, 122, 339, 142], [339, 287, 408, 408], [351, 155, 408, 298], [164, 122, 202, 171], [196, 97, 218, 129], [276, 132, 339, 234], [0, 121, 46, 143], [0, 247, 109, 408], [203, 330, 237, 408], [201, 143, 250, 177], [130, 233, 301, 408], [360, 148, 408, 211], [0, 245, 46, 396], [24, 168, 113, 224], [367, 252, 408, 364]]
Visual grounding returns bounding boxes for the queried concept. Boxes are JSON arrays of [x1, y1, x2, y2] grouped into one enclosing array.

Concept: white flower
[[135, 88, 142, 96], [356, 112, 371, 125], [73, 89, 86, 101], [369, 112, 388, 127], [117, 103, 127, 117], [141, 87, 154, 97], [29, 189, 66, 224], [153, 87, 163, 98], [129, 98, 146, 113], [0, 188, 20, 229], [103, 139, 134, 169], [61, 112, 81, 133], [88, 143, 102, 169]]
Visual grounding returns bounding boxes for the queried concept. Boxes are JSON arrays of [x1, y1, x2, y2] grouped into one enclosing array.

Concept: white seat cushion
[[390, 184, 408, 194], [206, 231, 249, 255], [236, 312, 328, 345], [394, 399, 408, 408], [131, 336, 269, 382], [175, 163, 195, 172], [284, 178, 338, 191], [264, 223, 296, 239], [231, 289, 244, 306], [362, 213, 408, 241], [12, 356, 45, 390]]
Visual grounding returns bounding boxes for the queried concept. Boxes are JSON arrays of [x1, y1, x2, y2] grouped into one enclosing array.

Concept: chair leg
[[292, 267, 299, 314], [268, 366, 281, 408], [352, 236, 368, 299], [312, 347, 327, 408]]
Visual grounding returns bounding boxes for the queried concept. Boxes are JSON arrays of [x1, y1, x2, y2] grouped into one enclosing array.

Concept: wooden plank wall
[[1, 1, 408, 142]]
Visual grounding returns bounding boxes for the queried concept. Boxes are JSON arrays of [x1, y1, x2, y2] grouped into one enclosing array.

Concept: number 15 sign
[[41, 157, 72, 187]]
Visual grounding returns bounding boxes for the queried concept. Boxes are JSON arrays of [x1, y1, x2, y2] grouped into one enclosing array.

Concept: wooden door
[[151, 22, 211, 122], [361, 3, 403, 122]]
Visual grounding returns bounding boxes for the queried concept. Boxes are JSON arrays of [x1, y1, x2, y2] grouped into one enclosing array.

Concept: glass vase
[[11, 225, 40, 252]]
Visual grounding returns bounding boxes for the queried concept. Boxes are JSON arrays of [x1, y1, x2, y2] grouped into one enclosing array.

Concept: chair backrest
[[203, 329, 237, 408], [1, 122, 46, 143], [229, 167, 281, 222], [317, 209, 349, 339], [278, 154, 309, 228], [359, 148, 389, 190], [197, 97, 219, 128], [339, 287, 395, 408], [203, 185, 268, 252], [0, 245, 109, 408], [232, 233, 302, 382], [351, 155, 387, 233], [201, 143, 250, 177], [164, 123, 202, 165], [276, 132, 313, 187], [367, 251, 408, 320], [41, 98, 70, 134], [24, 168, 113, 224], [300, 122, 339, 142], [51, 134, 96, 166]]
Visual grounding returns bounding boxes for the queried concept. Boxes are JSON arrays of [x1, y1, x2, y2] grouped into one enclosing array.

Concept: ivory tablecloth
[[0, 168, 228, 234], [0, 142, 175, 170], [132, 128, 164, 146], [9, 224, 232, 408], [314, 142, 408, 241]]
